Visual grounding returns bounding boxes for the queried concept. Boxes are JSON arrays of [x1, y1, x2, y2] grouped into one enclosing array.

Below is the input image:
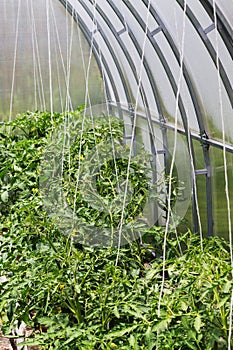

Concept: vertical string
[[212, 3, 232, 263], [54, 35, 64, 112], [213, 2, 233, 348], [30, 1, 46, 110], [65, 0, 69, 111], [187, 127, 203, 246], [76, 19, 92, 109], [9, 0, 21, 121], [72, 0, 99, 219], [157, 0, 187, 319], [50, 1, 71, 112], [174, 4, 203, 244], [28, 0, 38, 111], [50, 0, 64, 112], [46, 0, 53, 115], [64, 1, 74, 112], [91, 2, 122, 197], [83, 0, 98, 114], [115, 0, 152, 266]]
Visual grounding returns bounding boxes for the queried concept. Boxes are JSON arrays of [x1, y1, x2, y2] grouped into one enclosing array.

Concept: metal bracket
[[128, 103, 135, 118], [200, 130, 210, 150], [150, 27, 162, 37], [117, 27, 127, 36], [204, 23, 215, 34]]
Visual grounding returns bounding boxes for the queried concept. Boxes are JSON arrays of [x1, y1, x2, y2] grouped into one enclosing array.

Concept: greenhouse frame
[[1, 1, 233, 349], [0, 0, 232, 238]]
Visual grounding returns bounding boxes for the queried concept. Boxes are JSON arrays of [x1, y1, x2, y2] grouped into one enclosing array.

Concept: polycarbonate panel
[[116, 0, 201, 132], [117, 31, 156, 110], [93, 31, 129, 105], [216, 0, 233, 29], [154, 32, 199, 131], [150, 0, 232, 138], [0, 0, 104, 119], [92, 0, 125, 33], [208, 30, 233, 83], [187, 0, 213, 28], [182, 17, 232, 139], [192, 138, 208, 235], [153, 0, 188, 51], [68, 0, 98, 31], [211, 147, 233, 239], [121, 0, 159, 33]]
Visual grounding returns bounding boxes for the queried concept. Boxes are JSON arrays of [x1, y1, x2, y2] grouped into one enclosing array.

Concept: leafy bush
[[0, 110, 232, 349]]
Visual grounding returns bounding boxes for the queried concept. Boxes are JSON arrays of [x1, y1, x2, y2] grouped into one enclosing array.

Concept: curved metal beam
[[199, 0, 233, 59], [177, 0, 233, 108], [59, 0, 132, 111]]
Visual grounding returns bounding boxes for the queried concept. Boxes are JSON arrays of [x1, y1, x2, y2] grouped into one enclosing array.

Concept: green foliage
[[0, 110, 232, 349]]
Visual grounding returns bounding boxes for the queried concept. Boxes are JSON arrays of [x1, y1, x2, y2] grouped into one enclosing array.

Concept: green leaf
[[217, 296, 229, 309], [1, 190, 8, 203], [105, 325, 138, 339], [129, 334, 137, 347], [13, 164, 22, 172], [113, 305, 120, 318], [0, 167, 8, 179], [180, 301, 189, 311], [222, 280, 232, 294], [194, 314, 203, 333], [185, 340, 198, 350], [152, 318, 171, 332]]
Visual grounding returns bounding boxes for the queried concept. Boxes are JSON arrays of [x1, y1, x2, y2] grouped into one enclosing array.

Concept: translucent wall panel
[[0, 0, 104, 120], [211, 148, 233, 240], [153, 0, 233, 142]]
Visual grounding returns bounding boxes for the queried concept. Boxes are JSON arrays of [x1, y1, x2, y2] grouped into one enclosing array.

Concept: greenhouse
[[0, 1, 233, 349]]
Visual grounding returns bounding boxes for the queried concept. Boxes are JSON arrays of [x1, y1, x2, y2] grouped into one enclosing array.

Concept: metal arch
[[177, 0, 233, 108], [106, 0, 207, 233], [91, 0, 168, 223], [92, 0, 163, 124], [58, 0, 111, 103], [140, 0, 208, 134], [61, 0, 168, 225], [85, 0, 168, 154], [124, 0, 209, 234], [94, 0, 172, 217], [58, 2, 161, 150], [58, 0, 132, 114], [139, 0, 214, 235], [75, 0, 159, 131], [199, 0, 233, 59], [104, 1, 168, 146], [105, 1, 164, 122], [59, 3, 163, 164], [60, 0, 216, 235]]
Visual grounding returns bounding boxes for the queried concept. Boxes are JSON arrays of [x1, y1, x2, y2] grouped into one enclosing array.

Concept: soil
[[0, 330, 39, 350], [0, 332, 12, 350]]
